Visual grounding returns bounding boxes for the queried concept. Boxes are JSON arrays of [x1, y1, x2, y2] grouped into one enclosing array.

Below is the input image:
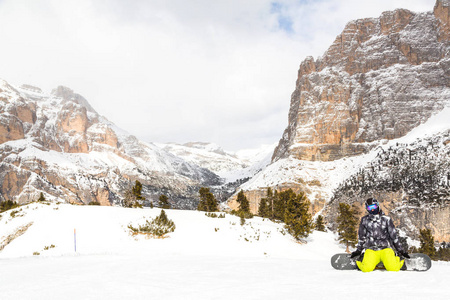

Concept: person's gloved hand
[[350, 250, 361, 258], [400, 252, 410, 259]]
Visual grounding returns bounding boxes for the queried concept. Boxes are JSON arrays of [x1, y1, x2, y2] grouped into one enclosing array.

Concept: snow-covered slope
[[0, 80, 219, 208], [0, 202, 314, 259], [159, 142, 276, 182], [158, 142, 247, 175], [0, 203, 448, 299]]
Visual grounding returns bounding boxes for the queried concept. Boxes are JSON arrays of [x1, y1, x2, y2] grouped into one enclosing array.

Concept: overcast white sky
[[0, 0, 436, 151]]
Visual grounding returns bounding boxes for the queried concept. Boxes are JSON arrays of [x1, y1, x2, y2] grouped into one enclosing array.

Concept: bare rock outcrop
[[273, 1, 450, 163], [0, 116, 25, 144], [435, 0, 450, 41], [0, 83, 36, 144]]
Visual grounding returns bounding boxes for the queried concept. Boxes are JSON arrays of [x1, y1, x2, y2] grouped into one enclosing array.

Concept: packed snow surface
[[0, 203, 448, 299]]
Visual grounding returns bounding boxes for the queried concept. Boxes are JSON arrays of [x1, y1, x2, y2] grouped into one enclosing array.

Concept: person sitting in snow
[[351, 198, 410, 272]]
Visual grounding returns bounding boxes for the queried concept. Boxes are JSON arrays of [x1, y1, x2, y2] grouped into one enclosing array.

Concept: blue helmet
[[365, 198, 380, 215]]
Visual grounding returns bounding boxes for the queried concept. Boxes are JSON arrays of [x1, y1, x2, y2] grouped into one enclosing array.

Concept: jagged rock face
[[88, 124, 119, 149], [57, 102, 89, 134], [0, 82, 36, 144], [0, 80, 220, 208], [273, 0, 450, 163], [435, 0, 450, 41], [0, 116, 24, 144]]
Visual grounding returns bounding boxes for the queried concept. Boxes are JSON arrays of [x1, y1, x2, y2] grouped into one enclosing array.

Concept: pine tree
[[273, 189, 289, 221], [158, 195, 171, 209], [38, 192, 46, 202], [197, 189, 207, 211], [258, 197, 268, 218], [268, 188, 276, 219], [266, 188, 274, 219], [418, 228, 436, 258], [258, 188, 276, 219], [235, 190, 253, 219], [284, 191, 312, 240], [336, 203, 358, 253], [132, 180, 145, 200], [236, 190, 250, 213], [197, 187, 218, 212], [0, 200, 19, 213], [315, 215, 326, 232], [123, 181, 145, 208]]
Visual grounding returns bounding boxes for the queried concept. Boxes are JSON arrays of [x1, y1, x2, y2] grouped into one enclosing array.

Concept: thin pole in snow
[[74, 228, 77, 253]]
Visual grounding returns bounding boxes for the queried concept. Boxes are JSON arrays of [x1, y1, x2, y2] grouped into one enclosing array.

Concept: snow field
[[0, 203, 323, 259], [0, 203, 449, 299]]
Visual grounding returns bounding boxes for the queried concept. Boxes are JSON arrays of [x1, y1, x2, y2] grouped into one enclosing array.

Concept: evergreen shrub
[[197, 187, 219, 212], [418, 228, 436, 258], [0, 200, 19, 213], [314, 215, 326, 232], [336, 203, 358, 252], [128, 210, 175, 238]]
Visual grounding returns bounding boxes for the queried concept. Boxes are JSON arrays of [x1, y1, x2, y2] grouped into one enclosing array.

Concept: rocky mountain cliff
[[273, 0, 449, 162], [0, 80, 220, 208], [228, 0, 450, 241]]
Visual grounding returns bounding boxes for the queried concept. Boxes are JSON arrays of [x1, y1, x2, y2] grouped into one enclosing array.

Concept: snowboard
[[331, 253, 432, 271]]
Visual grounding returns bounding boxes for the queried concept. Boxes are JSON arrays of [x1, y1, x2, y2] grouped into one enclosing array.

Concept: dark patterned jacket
[[356, 210, 404, 253]]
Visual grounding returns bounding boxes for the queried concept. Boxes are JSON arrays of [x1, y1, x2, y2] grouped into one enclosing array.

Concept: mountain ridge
[[0, 79, 220, 208], [273, 1, 449, 163]]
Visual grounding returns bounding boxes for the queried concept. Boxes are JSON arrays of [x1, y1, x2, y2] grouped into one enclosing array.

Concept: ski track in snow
[[0, 203, 449, 300]]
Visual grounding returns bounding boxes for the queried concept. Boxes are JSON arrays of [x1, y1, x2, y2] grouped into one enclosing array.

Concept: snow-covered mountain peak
[[159, 142, 276, 183], [0, 78, 220, 208], [235, 143, 277, 165], [181, 142, 229, 155], [50, 85, 97, 114], [19, 84, 43, 94], [0, 79, 21, 101]]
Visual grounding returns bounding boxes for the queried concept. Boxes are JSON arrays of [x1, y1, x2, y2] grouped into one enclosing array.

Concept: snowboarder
[[350, 198, 410, 272]]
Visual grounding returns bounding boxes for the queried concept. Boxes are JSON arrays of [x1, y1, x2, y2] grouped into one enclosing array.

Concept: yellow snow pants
[[356, 248, 404, 272]]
